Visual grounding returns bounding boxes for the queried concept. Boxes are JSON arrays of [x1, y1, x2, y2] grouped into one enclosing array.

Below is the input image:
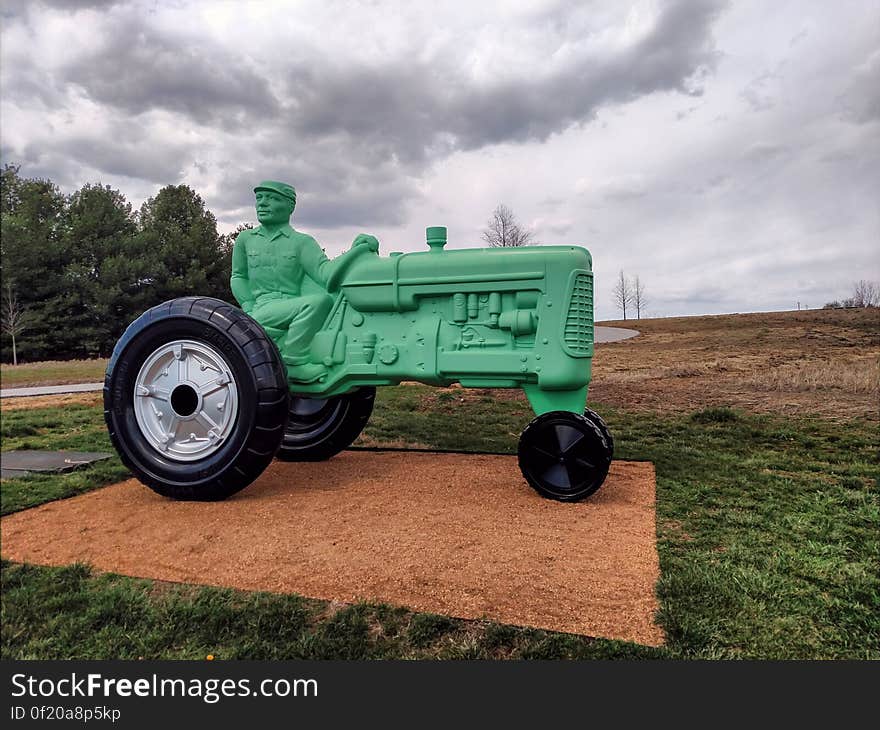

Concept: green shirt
[[230, 224, 332, 312]]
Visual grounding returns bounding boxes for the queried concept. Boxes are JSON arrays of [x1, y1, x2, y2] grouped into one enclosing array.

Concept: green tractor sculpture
[[104, 183, 613, 503]]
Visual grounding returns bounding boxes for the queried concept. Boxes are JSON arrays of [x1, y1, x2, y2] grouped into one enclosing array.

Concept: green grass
[[1, 358, 108, 388], [0, 561, 663, 660], [360, 386, 529, 452], [2, 386, 878, 659], [1, 402, 128, 515]]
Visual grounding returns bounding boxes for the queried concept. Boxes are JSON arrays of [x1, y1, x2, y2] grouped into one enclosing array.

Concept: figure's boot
[[284, 356, 327, 384]]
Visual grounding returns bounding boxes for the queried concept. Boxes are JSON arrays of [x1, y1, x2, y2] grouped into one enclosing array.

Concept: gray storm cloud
[[2, 0, 727, 228], [2, 0, 877, 317], [841, 49, 880, 125], [284, 0, 725, 161], [61, 24, 282, 127]]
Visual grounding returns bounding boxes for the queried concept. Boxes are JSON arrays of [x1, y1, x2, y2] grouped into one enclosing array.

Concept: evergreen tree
[[61, 183, 138, 356], [137, 185, 232, 304], [1, 170, 240, 361], [0, 164, 69, 361], [215, 222, 252, 300]]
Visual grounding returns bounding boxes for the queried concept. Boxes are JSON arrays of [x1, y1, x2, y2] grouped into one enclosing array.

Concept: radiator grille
[[563, 271, 593, 356]]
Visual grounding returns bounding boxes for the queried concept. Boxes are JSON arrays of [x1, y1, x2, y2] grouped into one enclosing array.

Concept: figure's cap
[[253, 181, 297, 204]]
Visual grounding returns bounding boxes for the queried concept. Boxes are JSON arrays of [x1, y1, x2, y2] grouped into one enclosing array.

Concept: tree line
[[0, 180, 549, 364], [1, 164, 238, 363]]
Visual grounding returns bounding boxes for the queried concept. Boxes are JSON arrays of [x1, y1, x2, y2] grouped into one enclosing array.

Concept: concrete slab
[[1, 450, 112, 476]]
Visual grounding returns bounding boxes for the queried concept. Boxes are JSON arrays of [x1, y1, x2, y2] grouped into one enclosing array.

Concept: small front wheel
[[104, 297, 289, 500], [583, 407, 614, 455], [517, 410, 613, 501]]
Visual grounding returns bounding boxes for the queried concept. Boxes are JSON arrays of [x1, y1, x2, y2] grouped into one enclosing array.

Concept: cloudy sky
[[2, 0, 878, 319]]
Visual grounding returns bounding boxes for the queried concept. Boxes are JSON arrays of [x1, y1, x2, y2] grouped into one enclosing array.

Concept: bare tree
[[631, 275, 647, 319], [481, 204, 536, 247], [612, 269, 633, 320], [1, 284, 28, 365], [824, 280, 880, 309], [851, 279, 880, 308]]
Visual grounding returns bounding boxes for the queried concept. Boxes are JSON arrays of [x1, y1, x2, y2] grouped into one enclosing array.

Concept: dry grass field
[[593, 308, 879, 420], [0, 359, 108, 388], [2, 309, 877, 420], [397, 307, 879, 421]]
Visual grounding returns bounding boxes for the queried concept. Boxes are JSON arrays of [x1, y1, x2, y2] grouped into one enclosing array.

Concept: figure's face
[[255, 190, 294, 226]]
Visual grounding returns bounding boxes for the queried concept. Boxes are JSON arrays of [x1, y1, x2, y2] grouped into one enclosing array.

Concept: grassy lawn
[[0, 562, 661, 660], [0, 401, 128, 514], [1, 358, 108, 388], [2, 385, 878, 659]]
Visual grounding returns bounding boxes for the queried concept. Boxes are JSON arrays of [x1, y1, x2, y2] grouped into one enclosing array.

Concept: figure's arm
[[299, 233, 379, 289], [298, 235, 333, 288], [230, 233, 256, 313]]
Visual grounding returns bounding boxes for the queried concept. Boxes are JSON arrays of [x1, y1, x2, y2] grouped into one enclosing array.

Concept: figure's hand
[[327, 235, 378, 291], [351, 233, 379, 253]]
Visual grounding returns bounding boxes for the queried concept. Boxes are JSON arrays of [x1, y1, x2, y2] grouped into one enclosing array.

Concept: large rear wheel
[[276, 387, 375, 461], [104, 297, 289, 500]]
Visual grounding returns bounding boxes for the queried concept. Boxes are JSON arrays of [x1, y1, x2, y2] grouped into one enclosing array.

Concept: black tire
[[276, 387, 375, 461], [517, 410, 613, 502], [104, 297, 289, 500], [583, 407, 614, 455]]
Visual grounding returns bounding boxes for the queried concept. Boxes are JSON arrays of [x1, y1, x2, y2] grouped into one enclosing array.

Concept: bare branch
[[611, 269, 633, 320], [481, 203, 536, 247], [823, 280, 880, 309], [631, 275, 648, 319], [852, 280, 880, 308], [1, 283, 29, 365]]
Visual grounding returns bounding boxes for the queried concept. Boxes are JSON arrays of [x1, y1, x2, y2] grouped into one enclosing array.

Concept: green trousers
[[252, 293, 332, 365]]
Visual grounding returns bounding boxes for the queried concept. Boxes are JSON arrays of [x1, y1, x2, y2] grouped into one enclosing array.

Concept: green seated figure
[[230, 181, 377, 383]]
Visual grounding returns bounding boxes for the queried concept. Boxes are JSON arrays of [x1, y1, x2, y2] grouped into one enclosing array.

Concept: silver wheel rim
[[133, 339, 239, 461]]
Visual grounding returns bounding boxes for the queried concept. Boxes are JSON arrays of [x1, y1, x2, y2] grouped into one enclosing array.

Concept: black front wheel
[[276, 387, 375, 461], [517, 410, 613, 502], [583, 407, 614, 455], [104, 297, 289, 500]]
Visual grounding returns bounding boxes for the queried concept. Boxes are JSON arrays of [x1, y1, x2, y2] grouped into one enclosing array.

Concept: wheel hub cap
[[133, 339, 239, 461], [524, 422, 598, 492]]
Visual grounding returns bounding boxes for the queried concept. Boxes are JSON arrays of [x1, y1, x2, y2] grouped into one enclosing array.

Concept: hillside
[[593, 308, 879, 419]]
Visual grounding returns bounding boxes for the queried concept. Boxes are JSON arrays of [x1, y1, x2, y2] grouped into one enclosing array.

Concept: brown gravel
[[0, 452, 663, 646]]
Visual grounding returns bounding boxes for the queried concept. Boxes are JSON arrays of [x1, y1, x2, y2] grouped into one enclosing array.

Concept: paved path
[[1, 382, 103, 399], [594, 326, 639, 343], [1, 328, 638, 399]]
